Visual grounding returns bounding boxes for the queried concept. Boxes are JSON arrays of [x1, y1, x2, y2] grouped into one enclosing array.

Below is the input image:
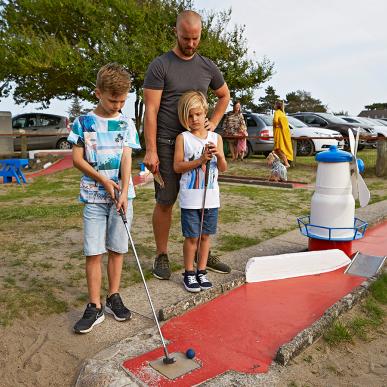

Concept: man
[[143, 10, 231, 280]]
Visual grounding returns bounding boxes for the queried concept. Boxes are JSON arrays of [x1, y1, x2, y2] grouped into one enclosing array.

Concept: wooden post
[[292, 138, 297, 167], [376, 137, 387, 177], [20, 131, 28, 159]]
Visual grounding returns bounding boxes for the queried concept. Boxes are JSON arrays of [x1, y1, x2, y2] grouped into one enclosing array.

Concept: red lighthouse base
[[308, 238, 353, 258]]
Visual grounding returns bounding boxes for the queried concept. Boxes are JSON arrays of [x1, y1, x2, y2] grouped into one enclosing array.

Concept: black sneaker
[[197, 270, 213, 290], [152, 253, 171, 280], [105, 293, 132, 321], [206, 251, 231, 274], [73, 303, 105, 334], [182, 271, 201, 293]]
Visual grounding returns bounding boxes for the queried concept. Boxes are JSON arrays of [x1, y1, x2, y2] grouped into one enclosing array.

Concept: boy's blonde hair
[[96, 63, 131, 95], [178, 91, 208, 130]]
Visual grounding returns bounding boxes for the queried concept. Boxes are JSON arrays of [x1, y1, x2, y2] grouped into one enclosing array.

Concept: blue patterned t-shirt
[[67, 112, 141, 203]]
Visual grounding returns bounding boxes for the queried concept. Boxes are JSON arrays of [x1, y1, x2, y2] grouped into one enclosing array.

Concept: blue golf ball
[[186, 348, 195, 359]]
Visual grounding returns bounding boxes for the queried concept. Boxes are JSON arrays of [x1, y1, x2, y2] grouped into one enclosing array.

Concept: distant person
[[174, 91, 227, 292], [68, 63, 141, 334], [143, 10, 231, 280], [223, 101, 247, 161], [273, 100, 293, 167]]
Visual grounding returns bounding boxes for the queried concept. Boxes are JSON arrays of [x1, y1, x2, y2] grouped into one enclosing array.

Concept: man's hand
[[205, 118, 217, 132], [143, 150, 159, 174]]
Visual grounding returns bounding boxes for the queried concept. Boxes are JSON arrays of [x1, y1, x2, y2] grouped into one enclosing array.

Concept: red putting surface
[[123, 221, 387, 386]]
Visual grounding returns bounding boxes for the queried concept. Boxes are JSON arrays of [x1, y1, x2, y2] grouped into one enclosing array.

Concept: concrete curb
[[159, 271, 245, 321]]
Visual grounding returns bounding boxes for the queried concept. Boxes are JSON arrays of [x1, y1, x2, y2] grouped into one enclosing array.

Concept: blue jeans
[[83, 202, 133, 256], [181, 208, 218, 238]]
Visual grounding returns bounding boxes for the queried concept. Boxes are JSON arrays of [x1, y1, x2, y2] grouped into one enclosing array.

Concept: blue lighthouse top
[[315, 145, 352, 163]]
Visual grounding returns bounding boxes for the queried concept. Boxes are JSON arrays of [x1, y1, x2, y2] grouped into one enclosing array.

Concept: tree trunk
[[376, 137, 387, 177]]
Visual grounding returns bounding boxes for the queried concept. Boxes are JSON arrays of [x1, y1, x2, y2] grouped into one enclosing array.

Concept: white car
[[287, 116, 344, 156], [339, 116, 387, 138]]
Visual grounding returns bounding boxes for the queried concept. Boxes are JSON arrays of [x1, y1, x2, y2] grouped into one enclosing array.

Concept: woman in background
[[273, 100, 293, 167]]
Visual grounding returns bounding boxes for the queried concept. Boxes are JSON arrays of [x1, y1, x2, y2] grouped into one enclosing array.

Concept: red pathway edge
[[23, 154, 148, 187], [122, 221, 387, 386]]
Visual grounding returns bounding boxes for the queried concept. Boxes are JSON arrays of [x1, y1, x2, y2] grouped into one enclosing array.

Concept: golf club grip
[[113, 187, 127, 223]]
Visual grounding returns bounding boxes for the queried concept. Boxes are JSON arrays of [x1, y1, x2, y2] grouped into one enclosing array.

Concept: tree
[[364, 102, 387, 110], [257, 86, 280, 113], [67, 97, 85, 122], [0, 1, 273, 129], [285, 90, 327, 113]]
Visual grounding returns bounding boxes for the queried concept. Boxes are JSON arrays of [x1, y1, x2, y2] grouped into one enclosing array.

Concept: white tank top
[[179, 131, 220, 209]]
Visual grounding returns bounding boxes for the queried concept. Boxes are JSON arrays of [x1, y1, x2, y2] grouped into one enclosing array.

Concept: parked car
[[12, 113, 71, 151], [216, 112, 274, 158], [287, 116, 344, 156], [289, 112, 377, 149], [338, 116, 387, 138]]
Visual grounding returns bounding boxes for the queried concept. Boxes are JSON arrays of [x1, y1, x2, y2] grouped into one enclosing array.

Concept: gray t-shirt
[[143, 50, 225, 139]]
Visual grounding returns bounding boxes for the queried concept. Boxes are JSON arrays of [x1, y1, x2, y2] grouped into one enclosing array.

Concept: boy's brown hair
[[178, 90, 208, 131], [96, 63, 131, 95]]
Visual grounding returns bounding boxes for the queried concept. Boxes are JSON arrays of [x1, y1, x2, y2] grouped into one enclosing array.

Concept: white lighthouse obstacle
[[297, 130, 369, 256]]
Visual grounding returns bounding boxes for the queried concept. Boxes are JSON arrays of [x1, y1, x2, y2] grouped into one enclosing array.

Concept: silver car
[[13, 113, 72, 150]]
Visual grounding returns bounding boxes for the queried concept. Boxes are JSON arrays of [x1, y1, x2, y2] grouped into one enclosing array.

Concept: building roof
[[358, 109, 387, 118]]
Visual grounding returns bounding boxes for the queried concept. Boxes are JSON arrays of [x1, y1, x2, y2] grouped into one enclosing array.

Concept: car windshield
[[358, 117, 378, 126], [255, 114, 273, 126], [287, 116, 306, 128], [317, 113, 349, 124]]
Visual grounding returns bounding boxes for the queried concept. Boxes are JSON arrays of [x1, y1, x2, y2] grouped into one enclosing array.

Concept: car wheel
[[297, 138, 314, 156], [57, 138, 72, 150]]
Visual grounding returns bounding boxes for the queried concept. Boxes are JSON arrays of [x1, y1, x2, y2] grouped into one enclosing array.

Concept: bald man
[[143, 10, 231, 280]]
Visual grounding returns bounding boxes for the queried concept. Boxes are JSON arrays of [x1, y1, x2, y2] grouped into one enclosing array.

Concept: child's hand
[[200, 144, 213, 163], [116, 192, 128, 214], [207, 142, 220, 157], [104, 179, 121, 202]]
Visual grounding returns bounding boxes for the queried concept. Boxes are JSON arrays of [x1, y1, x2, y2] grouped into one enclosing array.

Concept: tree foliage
[[0, 0, 273, 128], [257, 85, 280, 113], [67, 96, 90, 122], [364, 102, 387, 110], [285, 90, 327, 113]]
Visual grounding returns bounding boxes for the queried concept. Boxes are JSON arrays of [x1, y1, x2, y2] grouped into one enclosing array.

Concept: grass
[[323, 273, 386, 345], [218, 234, 261, 252]]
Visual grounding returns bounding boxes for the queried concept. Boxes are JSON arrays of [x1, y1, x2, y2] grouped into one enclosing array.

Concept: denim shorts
[[83, 202, 133, 256], [181, 208, 218, 238]]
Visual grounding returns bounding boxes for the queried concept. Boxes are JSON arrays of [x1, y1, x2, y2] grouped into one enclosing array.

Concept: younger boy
[[173, 91, 227, 292], [68, 63, 141, 333]]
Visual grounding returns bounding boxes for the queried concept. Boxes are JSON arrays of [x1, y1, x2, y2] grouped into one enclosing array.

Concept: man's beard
[[178, 41, 197, 57]]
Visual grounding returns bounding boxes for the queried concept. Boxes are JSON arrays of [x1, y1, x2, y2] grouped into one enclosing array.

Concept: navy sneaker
[[183, 271, 201, 293], [197, 270, 213, 290], [105, 293, 132, 321], [73, 303, 105, 334]]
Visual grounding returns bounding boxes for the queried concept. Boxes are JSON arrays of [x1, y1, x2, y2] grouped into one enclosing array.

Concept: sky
[[1, 0, 386, 117]]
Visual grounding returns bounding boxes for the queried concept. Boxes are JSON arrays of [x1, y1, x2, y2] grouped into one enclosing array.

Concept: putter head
[[163, 356, 176, 365]]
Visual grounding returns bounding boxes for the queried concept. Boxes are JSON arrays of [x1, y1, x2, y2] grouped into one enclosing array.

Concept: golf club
[[196, 146, 211, 265], [113, 187, 175, 365]]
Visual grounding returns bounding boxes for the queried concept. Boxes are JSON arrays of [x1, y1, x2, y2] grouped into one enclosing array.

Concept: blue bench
[[0, 159, 28, 184]]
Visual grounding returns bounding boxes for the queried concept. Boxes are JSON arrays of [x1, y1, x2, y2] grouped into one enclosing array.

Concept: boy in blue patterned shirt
[[68, 63, 141, 333]]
